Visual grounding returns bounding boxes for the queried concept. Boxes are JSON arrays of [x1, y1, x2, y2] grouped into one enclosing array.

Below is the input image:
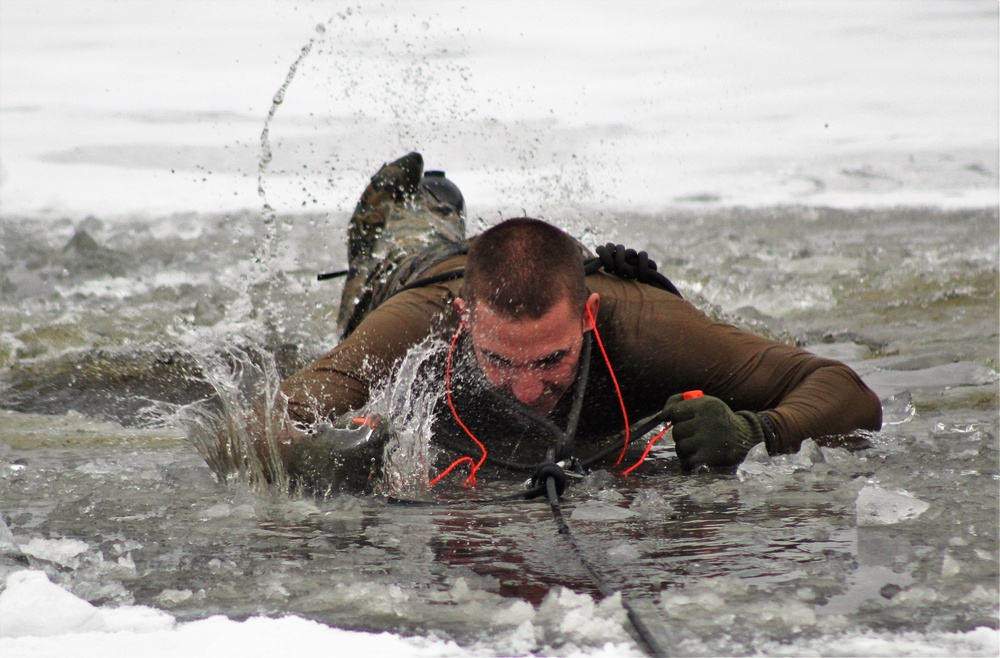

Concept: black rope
[[388, 467, 668, 656], [542, 469, 667, 657], [428, 404, 671, 476], [578, 407, 672, 470], [561, 334, 591, 457]]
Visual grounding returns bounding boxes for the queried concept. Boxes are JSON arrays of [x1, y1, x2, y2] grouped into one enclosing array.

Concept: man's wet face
[[462, 296, 595, 416]]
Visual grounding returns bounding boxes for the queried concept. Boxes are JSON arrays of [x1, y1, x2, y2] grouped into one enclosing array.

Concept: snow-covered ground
[[1, 0, 996, 220]]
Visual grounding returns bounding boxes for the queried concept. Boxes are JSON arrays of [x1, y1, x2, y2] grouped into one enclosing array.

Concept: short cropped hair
[[462, 218, 587, 319]]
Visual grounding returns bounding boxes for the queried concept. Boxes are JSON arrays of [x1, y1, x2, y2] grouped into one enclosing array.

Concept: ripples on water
[[1, 206, 997, 654]]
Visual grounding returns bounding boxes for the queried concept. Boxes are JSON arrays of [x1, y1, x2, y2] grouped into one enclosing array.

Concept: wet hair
[[462, 217, 587, 319]]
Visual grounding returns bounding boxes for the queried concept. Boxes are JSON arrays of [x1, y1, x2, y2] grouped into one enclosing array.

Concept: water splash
[[174, 342, 290, 492], [249, 23, 326, 322], [168, 23, 336, 490], [168, 331, 447, 498], [365, 337, 449, 497]]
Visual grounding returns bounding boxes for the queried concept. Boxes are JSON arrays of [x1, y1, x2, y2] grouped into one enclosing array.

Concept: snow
[[1, 0, 996, 220], [0, 570, 650, 657], [0, 570, 467, 657], [3, 554, 995, 657], [0, 571, 107, 638]]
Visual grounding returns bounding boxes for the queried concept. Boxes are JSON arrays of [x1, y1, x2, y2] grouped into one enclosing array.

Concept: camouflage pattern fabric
[[337, 152, 467, 338]]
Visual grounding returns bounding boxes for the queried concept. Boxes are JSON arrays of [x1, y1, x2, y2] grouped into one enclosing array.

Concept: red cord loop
[[620, 424, 671, 476], [430, 322, 488, 487], [428, 455, 474, 486]]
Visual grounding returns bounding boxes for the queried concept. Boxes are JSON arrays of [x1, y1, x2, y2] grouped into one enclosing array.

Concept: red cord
[[431, 306, 650, 485], [585, 305, 631, 466], [430, 322, 488, 487], [428, 455, 474, 486], [620, 424, 671, 476]]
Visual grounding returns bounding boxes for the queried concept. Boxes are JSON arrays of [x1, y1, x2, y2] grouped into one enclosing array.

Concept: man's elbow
[[859, 384, 883, 432]]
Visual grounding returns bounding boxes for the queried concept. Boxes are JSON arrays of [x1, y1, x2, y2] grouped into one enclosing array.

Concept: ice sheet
[[1, 0, 996, 219]]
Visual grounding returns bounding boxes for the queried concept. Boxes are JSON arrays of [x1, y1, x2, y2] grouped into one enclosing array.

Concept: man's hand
[[287, 413, 390, 493], [663, 394, 769, 470]]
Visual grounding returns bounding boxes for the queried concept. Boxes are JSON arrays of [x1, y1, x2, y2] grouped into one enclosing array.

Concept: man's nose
[[509, 370, 544, 405]]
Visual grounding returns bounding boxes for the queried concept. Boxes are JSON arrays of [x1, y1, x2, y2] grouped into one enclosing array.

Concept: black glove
[[595, 243, 682, 297], [287, 413, 390, 493], [663, 394, 769, 470]]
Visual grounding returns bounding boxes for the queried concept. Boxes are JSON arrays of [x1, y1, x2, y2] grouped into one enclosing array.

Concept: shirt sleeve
[[280, 281, 459, 426], [592, 274, 883, 452]]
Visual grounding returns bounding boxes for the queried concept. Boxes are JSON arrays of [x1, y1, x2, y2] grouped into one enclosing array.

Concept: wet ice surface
[[1, 207, 998, 656], [1, 207, 997, 657]]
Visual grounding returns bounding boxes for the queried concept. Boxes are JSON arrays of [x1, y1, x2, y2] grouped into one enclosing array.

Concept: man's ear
[[453, 297, 469, 322], [583, 292, 600, 331]]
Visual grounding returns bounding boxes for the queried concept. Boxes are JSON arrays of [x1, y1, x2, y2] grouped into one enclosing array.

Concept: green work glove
[[663, 394, 769, 470], [287, 413, 390, 493]]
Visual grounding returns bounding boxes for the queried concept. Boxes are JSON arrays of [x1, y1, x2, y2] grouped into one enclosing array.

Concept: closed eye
[[479, 349, 516, 369], [533, 350, 570, 368], [479, 348, 570, 370]]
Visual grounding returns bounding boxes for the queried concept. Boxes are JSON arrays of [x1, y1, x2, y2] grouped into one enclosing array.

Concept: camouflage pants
[[337, 154, 467, 338]]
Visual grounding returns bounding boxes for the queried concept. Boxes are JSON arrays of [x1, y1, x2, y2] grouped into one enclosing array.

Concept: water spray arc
[[254, 22, 328, 274]]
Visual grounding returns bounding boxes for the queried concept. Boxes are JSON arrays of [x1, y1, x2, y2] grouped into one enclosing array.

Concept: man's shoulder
[[587, 271, 691, 309], [421, 253, 468, 279]]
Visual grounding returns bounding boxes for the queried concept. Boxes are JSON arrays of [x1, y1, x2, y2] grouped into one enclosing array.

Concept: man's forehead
[[467, 299, 582, 358], [468, 299, 580, 331]]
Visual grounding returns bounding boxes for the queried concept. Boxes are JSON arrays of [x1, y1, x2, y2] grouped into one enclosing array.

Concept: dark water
[[1, 205, 997, 655]]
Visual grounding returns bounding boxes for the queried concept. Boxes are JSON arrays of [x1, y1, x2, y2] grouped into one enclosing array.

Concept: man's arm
[[280, 281, 459, 427], [595, 275, 882, 458], [674, 323, 883, 450], [753, 352, 882, 453]]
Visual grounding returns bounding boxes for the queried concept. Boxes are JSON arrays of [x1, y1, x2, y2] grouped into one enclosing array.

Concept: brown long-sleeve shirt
[[281, 254, 882, 469]]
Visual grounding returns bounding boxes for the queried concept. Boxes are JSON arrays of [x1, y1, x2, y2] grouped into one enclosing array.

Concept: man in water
[[272, 152, 881, 489]]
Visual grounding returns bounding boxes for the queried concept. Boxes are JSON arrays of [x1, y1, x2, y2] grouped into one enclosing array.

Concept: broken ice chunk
[[856, 484, 930, 526]]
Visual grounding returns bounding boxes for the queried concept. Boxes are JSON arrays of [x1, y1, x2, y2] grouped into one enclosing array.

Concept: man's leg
[[337, 152, 466, 338]]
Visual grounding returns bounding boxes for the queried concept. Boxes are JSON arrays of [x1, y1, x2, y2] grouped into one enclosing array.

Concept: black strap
[[317, 268, 349, 281], [387, 268, 466, 293]]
